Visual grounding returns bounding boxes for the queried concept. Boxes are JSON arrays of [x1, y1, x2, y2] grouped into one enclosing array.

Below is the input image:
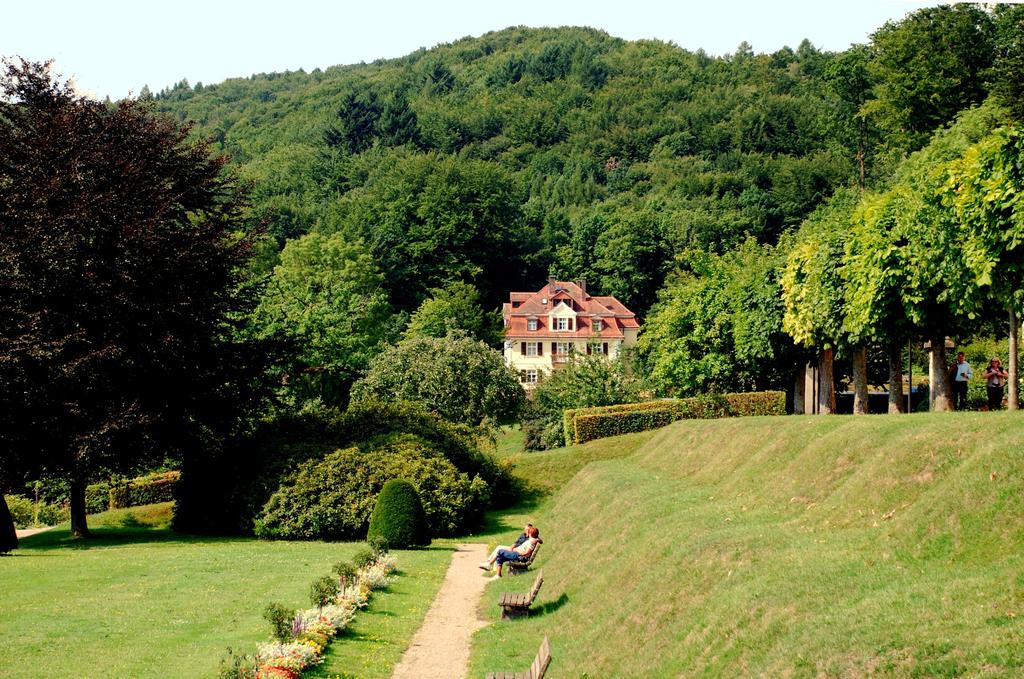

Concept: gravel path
[[391, 543, 490, 679]]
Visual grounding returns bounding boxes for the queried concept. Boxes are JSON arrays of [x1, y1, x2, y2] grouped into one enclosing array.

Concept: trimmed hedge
[[564, 391, 786, 445], [367, 479, 430, 549], [85, 471, 180, 514]]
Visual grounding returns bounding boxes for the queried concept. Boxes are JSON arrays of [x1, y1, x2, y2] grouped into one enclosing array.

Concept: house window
[[556, 342, 571, 356], [528, 318, 538, 331], [526, 342, 539, 357], [555, 317, 569, 331], [593, 319, 602, 332], [523, 369, 538, 384]]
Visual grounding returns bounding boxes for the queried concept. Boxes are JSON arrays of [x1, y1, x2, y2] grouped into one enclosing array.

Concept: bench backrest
[[527, 570, 544, 604], [524, 542, 540, 565], [528, 636, 552, 679]]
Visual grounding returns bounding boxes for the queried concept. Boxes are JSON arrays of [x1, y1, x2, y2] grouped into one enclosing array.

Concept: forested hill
[[151, 25, 862, 314]]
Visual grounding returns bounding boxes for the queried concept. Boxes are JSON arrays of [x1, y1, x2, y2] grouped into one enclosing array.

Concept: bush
[[253, 436, 488, 540], [3, 494, 69, 528], [564, 391, 787, 445], [367, 479, 430, 549], [5, 494, 34, 529], [85, 482, 110, 514], [175, 400, 514, 536], [352, 547, 377, 570], [309, 575, 339, 610], [263, 602, 293, 643]]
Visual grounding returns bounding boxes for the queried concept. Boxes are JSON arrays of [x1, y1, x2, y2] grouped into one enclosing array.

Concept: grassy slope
[[470, 413, 1024, 678], [0, 504, 450, 679]]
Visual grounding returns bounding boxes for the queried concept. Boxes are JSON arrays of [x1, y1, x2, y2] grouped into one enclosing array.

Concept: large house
[[503, 278, 640, 387]]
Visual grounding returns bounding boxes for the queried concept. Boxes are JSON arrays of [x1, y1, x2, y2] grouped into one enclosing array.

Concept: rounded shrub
[[253, 436, 488, 541], [367, 479, 430, 549]]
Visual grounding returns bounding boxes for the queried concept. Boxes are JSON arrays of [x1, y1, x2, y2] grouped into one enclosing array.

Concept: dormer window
[[528, 318, 538, 331], [593, 319, 603, 332], [555, 317, 569, 331]]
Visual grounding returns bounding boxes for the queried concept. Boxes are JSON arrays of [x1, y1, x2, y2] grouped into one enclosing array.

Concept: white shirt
[[955, 361, 972, 382]]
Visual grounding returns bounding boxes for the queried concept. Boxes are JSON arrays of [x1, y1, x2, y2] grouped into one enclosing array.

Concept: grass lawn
[[0, 503, 451, 679], [470, 412, 1024, 678]]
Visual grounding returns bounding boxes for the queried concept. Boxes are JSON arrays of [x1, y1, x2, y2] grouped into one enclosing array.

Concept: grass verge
[[0, 503, 450, 679]]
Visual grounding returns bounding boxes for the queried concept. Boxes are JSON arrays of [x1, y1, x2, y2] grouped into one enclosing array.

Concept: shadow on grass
[[17, 525, 268, 551], [533, 592, 569, 617]]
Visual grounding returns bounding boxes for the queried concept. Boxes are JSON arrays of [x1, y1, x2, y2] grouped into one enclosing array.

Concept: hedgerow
[[564, 391, 786, 445]]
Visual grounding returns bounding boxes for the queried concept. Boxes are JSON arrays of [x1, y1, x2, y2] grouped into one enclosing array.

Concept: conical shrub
[[367, 479, 430, 548]]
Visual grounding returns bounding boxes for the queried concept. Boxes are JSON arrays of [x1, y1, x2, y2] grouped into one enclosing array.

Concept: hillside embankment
[[471, 413, 1024, 678]]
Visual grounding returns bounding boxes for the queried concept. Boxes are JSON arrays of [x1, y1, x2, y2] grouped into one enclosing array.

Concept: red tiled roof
[[503, 280, 638, 338]]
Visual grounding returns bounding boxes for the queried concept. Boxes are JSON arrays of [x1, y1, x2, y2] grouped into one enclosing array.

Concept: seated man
[[480, 525, 540, 578]]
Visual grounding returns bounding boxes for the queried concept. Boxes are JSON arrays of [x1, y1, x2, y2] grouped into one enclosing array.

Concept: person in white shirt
[[952, 352, 972, 411]]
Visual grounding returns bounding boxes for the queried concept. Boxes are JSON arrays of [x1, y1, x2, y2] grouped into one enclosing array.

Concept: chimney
[[577, 278, 587, 297], [548, 275, 556, 292]]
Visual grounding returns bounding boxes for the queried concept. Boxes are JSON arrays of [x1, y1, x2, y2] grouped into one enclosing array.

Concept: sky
[[1, 0, 945, 100]]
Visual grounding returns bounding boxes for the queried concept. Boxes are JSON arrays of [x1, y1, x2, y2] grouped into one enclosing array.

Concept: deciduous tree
[[0, 61, 263, 536]]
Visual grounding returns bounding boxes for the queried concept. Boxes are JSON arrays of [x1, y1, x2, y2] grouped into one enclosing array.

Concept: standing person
[[984, 358, 1009, 411], [952, 352, 973, 410]]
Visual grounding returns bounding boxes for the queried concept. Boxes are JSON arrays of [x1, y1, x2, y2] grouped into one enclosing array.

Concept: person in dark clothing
[[984, 357, 1009, 410]]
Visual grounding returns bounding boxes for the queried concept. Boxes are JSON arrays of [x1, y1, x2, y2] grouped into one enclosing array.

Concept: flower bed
[[219, 546, 398, 678]]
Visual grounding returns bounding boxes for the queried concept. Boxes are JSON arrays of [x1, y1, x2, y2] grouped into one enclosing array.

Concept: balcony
[[551, 352, 571, 364]]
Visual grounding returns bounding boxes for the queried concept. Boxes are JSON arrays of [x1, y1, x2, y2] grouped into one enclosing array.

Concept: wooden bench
[[506, 541, 541, 575], [498, 570, 543, 619], [486, 636, 551, 679]]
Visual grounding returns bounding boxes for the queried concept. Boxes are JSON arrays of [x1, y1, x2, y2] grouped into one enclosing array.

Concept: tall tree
[[403, 281, 502, 347], [0, 61, 262, 536], [781, 190, 860, 414], [943, 126, 1024, 410], [867, 4, 994, 153], [251, 232, 395, 407], [351, 331, 525, 428]]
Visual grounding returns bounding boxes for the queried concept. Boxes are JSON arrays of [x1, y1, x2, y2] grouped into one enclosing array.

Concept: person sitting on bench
[[480, 525, 540, 577]]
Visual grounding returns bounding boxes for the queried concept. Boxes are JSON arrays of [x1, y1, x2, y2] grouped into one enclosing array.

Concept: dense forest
[[145, 5, 1024, 413]]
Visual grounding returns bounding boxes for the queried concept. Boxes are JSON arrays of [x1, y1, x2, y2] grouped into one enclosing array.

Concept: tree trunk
[[0, 493, 17, 554], [852, 346, 869, 415], [888, 341, 905, 414], [69, 473, 89, 538], [929, 334, 953, 412], [817, 348, 837, 415], [1009, 307, 1019, 412], [793, 366, 806, 415]]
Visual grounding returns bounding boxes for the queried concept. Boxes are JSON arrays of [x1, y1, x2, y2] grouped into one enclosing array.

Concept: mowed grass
[[470, 412, 1024, 678], [0, 503, 451, 679]]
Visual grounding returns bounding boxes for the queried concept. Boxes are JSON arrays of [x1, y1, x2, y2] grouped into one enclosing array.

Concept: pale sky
[[2, 0, 944, 100]]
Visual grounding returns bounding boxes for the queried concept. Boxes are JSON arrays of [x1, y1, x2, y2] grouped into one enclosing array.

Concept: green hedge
[[564, 391, 786, 445], [85, 471, 180, 514]]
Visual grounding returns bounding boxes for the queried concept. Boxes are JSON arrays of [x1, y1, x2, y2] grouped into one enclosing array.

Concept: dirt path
[[391, 543, 490, 679], [15, 527, 52, 539]]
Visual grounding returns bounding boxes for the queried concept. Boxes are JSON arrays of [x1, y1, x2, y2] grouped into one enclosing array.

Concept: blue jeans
[[495, 549, 526, 568]]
